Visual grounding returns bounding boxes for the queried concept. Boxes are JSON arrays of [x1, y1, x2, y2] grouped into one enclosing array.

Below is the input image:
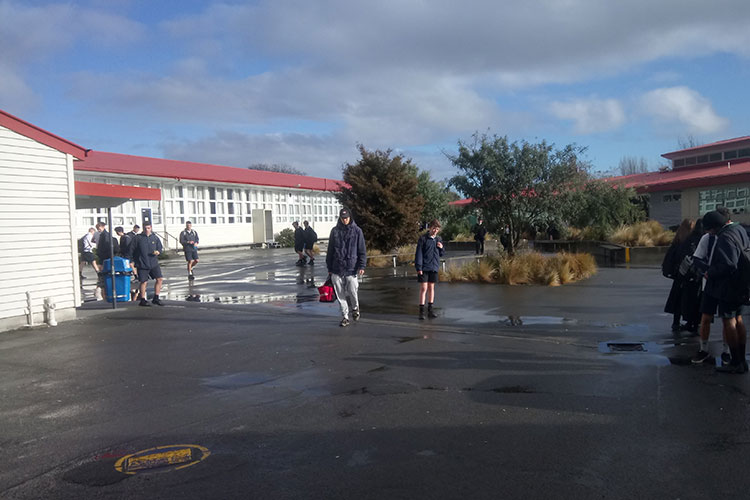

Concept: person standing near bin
[[133, 223, 164, 306], [179, 221, 200, 280], [326, 208, 366, 327], [415, 219, 445, 320], [292, 221, 306, 266]]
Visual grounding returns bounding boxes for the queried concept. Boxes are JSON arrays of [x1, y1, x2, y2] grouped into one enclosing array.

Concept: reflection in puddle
[[168, 293, 301, 304]]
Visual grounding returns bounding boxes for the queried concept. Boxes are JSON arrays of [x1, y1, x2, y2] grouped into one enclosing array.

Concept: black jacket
[[294, 226, 305, 248], [96, 230, 119, 262], [706, 223, 750, 303], [415, 232, 445, 272], [132, 233, 163, 270], [473, 224, 487, 241], [326, 219, 366, 276], [179, 229, 199, 248], [304, 226, 318, 247], [118, 233, 134, 259]]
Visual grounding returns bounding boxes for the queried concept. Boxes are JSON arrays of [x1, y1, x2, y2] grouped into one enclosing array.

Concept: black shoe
[[352, 309, 360, 321], [716, 363, 748, 374], [188, 273, 195, 280], [721, 352, 732, 366], [671, 324, 681, 333], [139, 298, 150, 307], [340, 318, 350, 327], [308, 259, 315, 266], [295, 260, 306, 267], [152, 297, 164, 306], [691, 350, 711, 364], [427, 307, 438, 319], [419, 310, 425, 321]]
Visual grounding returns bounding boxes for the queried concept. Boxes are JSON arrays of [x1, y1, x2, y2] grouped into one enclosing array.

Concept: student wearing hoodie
[[415, 219, 445, 320], [326, 208, 366, 327]]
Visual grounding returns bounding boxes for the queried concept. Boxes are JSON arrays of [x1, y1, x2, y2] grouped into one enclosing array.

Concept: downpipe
[[24, 291, 34, 327]]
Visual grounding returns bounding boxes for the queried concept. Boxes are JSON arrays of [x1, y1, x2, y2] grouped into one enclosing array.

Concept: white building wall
[[74, 173, 341, 249], [0, 125, 78, 330]]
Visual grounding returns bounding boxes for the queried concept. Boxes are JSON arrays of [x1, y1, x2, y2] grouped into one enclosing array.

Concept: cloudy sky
[[2, 0, 749, 180]]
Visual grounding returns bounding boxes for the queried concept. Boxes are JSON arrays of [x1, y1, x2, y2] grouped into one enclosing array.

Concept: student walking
[[179, 221, 200, 280], [303, 220, 318, 265], [132, 223, 165, 306], [326, 208, 366, 327], [415, 219, 445, 320], [79, 227, 99, 277], [292, 221, 306, 266], [703, 210, 750, 373]]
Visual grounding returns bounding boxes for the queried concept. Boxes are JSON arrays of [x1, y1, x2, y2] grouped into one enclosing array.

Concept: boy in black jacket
[[415, 219, 444, 320]]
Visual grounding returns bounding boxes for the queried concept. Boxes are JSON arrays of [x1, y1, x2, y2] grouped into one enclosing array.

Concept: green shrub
[[275, 228, 295, 247]]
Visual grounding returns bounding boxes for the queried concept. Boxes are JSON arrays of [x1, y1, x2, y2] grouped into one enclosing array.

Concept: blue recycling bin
[[102, 257, 133, 303]]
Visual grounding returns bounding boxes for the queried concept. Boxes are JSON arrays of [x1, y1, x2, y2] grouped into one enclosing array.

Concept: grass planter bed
[[441, 251, 597, 286]]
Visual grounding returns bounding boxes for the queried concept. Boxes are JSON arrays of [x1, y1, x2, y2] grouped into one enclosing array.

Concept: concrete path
[[3, 250, 750, 499]]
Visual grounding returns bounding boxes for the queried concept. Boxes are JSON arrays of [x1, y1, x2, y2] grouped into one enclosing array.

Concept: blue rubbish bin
[[102, 257, 133, 303]]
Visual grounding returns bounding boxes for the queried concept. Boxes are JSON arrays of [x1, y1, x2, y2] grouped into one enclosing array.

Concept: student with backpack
[[303, 220, 318, 265], [703, 209, 750, 374]]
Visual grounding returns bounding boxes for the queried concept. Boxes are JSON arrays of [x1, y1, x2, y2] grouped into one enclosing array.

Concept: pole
[[108, 208, 116, 310]]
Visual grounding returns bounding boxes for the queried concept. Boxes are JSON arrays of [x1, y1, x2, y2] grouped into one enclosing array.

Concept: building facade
[[73, 152, 344, 249], [615, 136, 750, 227], [0, 111, 87, 330]]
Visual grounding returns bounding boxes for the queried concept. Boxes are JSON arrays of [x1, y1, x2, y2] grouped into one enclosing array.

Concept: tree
[[563, 179, 644, 237], [677, 135, 702, 150], [416, 171, 454, 224], [336, 145, 424, 252], [448, 133, 589, 254], [248, 163, 307, 176], [618, 156, 650, 176]]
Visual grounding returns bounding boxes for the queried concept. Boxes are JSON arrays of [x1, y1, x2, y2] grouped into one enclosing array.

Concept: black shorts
[[294, 245, 304, 252], [81, 251, 95, 264], [184, 247, 199, 261], [700, 293, 718, 316], [718, 300, 747, 319], [137, 266, 163, 282], [418, 271, 439, 283]]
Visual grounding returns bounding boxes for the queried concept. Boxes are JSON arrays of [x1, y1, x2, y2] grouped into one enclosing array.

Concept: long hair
[[674, 218, 694, 244]]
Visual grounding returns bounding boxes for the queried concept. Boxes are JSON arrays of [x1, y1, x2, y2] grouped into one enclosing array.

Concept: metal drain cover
[[115, 444, 210, 475], [606, 342, 646, 352]]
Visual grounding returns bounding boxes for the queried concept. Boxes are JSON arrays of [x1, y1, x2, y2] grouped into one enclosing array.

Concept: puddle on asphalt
[[165, 293, 302, 304]]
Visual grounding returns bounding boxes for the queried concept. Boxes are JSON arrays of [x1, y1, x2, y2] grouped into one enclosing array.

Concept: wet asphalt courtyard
[[3, 248, 750, 499]]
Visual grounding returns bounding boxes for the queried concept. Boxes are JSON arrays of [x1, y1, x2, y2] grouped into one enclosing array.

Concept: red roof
[[662, 136, 750, 159], [608, 159, 750, 193], [75, 151, 345, 192], [0, 109, 89, 159], [75, 181, 161, 209]]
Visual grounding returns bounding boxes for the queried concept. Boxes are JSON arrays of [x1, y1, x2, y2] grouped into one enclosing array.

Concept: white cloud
[[640, 86, 728, 134], [549, 97, 626, 134]]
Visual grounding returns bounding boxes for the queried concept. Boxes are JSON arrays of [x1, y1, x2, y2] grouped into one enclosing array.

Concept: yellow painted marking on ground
[[114, 444, 210, 475], [125, 448, 193, 471]]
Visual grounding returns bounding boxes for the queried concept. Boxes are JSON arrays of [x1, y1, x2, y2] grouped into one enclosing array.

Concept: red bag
[[318, 277, 336, 302]]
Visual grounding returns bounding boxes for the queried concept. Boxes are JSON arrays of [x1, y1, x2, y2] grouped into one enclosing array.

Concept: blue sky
[[2, 0, 749, 181]]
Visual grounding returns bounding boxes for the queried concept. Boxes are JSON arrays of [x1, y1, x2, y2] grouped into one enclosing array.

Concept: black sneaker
[[691, 350, 711, 364], [419, 309, 425, 320], [139, 298, 150, 307], [340, 318, 350, 327], [352, 309, 360, 321], [716, 363, 747, 374], [188, 273, 195, 281], [428, 308, 438, 319], [671, 324, 681, 333], [308, 259, 315, 266], [152, 297, 164, 306], [721, 352, 732, 366]]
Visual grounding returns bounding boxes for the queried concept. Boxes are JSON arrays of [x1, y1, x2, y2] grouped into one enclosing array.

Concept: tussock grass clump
[[443, 251, 597, 286], [396, 244, 416, 265], [367, 249, 392, 268], [610, 220, 674, 247]]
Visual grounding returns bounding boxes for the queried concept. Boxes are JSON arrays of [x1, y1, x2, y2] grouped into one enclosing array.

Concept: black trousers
[[475, 239, 484, 254]]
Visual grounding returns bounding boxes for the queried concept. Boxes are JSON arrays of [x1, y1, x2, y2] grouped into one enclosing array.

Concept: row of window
[[77, 178, 342, 227], [674, 147, 750, 168], [699, 187, 750, 214]]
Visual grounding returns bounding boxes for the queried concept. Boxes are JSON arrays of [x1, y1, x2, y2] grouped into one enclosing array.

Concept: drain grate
[[115, 445, 210, 475], [607, 342, 646, 352]]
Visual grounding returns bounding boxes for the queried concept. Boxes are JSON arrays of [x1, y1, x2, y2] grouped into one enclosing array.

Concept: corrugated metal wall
[[0, 125, 78, 325]]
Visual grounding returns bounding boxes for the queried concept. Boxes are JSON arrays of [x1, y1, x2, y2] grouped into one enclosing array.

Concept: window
[[739, 148, 750, 158], [697, 155, 709, 164], [685, 157, 696, 166], [209, 187, 216, 200], [725, 150, 738, 160], [709, 153, 722, 162]]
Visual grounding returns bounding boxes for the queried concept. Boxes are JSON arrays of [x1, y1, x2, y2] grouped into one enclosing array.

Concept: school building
[[0, 108, 343, 331], [613, 136, 750, 227]]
